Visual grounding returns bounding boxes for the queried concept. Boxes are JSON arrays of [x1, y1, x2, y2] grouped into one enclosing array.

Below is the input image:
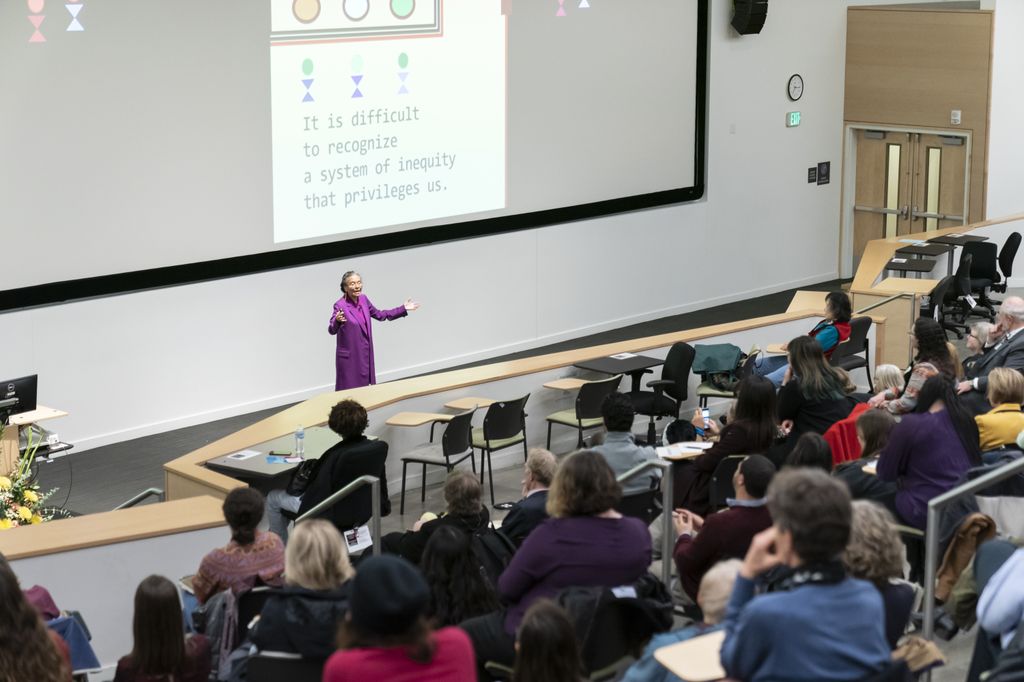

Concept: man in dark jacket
[[499, 448, 556, 546], [266, 399, 389, 542]]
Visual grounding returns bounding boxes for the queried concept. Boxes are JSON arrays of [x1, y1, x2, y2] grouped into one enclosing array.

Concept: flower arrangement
[[0, 425, 56, 530]]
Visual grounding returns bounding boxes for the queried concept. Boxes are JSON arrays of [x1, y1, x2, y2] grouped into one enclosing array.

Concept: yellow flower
[[17, 506, 32, 521], [0, 519, 12, 530], [0, 477, 11, 491], [30, 514, 42, 525], [22, 490, 38, 504]]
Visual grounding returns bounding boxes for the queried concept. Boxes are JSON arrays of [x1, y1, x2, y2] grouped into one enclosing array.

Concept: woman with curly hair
[[420, 525, 499, 627], [843, 501, 914, 648], [868, 318, 956, 414], [0, 555, 71, 682]]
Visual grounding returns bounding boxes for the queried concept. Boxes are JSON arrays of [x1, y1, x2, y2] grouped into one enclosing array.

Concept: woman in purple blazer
[[329, 271, 419, 390]]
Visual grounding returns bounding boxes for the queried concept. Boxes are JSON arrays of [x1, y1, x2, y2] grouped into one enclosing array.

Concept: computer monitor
[[0, 375, 37, 424]]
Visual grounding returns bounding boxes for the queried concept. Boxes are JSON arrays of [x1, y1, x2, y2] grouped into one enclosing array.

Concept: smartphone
[[701, 408, 711, 428]]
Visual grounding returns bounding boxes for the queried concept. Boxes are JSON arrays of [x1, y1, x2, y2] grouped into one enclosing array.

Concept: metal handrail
[[923, 457, 1024, 652], [854, 292, 915, 315], [113, 487, 164, 510], [296, 474, 381, 556], [617, 459, 673, 586]]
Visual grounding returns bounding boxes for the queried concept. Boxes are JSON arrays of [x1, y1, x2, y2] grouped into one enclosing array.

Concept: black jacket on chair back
[[297, 436, 390, 531]]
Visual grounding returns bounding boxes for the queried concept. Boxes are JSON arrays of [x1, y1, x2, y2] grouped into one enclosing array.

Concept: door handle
[[900, 205, 909, 220]]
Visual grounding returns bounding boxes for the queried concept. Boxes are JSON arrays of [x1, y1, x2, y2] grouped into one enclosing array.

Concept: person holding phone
[[330, 270, 420, 391]]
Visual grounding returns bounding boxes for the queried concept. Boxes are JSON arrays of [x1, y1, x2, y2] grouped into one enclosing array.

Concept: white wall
[[0, 1, 914, 451], [986, 0, 1024, 221]]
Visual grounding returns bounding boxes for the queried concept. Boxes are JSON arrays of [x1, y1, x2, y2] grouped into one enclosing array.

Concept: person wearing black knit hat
[[323, 555, 475, 681]]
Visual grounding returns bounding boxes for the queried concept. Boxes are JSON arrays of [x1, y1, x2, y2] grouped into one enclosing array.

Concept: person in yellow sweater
[[975, 368, 1024, 454]]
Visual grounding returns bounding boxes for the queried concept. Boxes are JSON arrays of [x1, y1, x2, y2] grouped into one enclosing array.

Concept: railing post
[[371, 477, 381, 556], [616, 459, 673, 587]]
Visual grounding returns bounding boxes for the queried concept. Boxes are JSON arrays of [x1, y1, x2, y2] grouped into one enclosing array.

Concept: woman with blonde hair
[[975, 367, 1024, 455], [872, 364, 905, 396], [843, 501, 913, 648], [250, 519, 354, 661], [868, 318, 956, 415]]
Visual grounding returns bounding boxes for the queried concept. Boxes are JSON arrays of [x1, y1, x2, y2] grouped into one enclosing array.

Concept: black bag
[[663, 419, 697, 445], [471, 527, 516, 587], [693, 343, 746, 392], [286, 459, 321, 496]]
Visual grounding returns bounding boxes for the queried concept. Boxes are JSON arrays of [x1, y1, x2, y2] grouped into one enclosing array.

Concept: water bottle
[[294, 425, 305, 458]]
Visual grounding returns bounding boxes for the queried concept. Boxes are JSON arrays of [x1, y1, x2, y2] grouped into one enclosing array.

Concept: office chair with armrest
[[963, 241, 998, 320], [990, 231, 1021, 304], [941, 252, 973, 338], [629, 342, 695, 445], [829, 316, 873, 388], [920, 275, 955, 340]]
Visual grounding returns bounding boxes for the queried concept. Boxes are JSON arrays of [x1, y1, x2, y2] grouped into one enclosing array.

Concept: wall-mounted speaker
[[732, 0, 768, 35]]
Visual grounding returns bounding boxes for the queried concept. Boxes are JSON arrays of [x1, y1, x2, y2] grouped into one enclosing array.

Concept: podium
[[1, 406, 68, 475]]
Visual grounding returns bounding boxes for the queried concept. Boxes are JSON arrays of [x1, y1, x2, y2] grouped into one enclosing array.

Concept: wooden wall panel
[[845, 7, 992, 223]]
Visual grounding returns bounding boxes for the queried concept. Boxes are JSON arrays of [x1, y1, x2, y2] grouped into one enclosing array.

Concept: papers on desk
[[899, 239, 926, 245], [891, 258, 907, 264], [657, 442, 712, 460], [610, 352, 637, 360], [179, 575, 195, 594], [862, 459, 878, 475], [226, 449, 262, 461], [344, 525, 373, 554]]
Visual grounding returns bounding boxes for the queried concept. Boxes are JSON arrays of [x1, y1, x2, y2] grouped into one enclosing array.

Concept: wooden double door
[[852, 129, 968, 268]]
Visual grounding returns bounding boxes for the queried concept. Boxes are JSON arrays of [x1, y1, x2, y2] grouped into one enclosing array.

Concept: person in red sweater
[[324, 555, 475, 682], [672, 455, 776, 602]]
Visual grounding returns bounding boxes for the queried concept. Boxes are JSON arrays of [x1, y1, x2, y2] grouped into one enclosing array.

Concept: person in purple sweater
[[329, 271, 419, 390], [460, 450, 652, 677], [876, 375, 983, 529]]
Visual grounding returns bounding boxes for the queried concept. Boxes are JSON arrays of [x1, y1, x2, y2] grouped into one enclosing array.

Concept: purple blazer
[[328, 295, 407, 390]]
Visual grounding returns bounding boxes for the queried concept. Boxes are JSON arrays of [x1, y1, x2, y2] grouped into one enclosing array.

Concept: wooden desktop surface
[[543, 378, 589, 391], [385, 412, 455, 427], [654, 629, 726, 681], [8, 405, 68, 426]]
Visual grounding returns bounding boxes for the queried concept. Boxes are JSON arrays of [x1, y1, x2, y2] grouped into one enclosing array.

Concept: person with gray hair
[[329, 270, 420, 390], [957, 296, 1024, 413], [620, 559, 742, 682], [964, 320, 997, 380], [499, 448, 557, 546]]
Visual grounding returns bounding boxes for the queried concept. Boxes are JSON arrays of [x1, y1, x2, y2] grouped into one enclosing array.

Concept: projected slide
[[270, 0, 507, 244]]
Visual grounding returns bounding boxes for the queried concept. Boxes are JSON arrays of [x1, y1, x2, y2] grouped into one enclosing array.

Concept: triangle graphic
[[398, 72, 408, 82], [398, 85, 409, 95], [302, 78, 313, 88], [556, 7, 566, 16], [352, 74, 363, 85], [303, 92, 314, 103], [67, 19, 83, 30], [28, 14, 45, 28], [29, 30, 45, 42], [579, 0, 590, 7], [352, 89, 363, 98], [67, 4, 83, 17]]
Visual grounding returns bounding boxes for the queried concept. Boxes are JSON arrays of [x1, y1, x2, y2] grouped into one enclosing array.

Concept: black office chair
[[941, 252, 973, 338], [829, 316, 873, 388], [545, 374, 622, 450], [628, 342, 695, 445], [708, 455, 746, 511], [920, 275, 956, 340], [247, 652, 323, 682], [963, 241, 998, 320], [615, 485, 662, 526], [991, 231, 1022, 303], [236, 586, 273, 642], [399, 410, 475, 515], [471, 395, 530, 507]]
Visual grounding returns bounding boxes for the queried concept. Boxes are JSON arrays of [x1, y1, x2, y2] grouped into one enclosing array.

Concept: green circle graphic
[[391, 0, 414, 19], [398, 52, 409, 69], [301, 58, 314, 76]]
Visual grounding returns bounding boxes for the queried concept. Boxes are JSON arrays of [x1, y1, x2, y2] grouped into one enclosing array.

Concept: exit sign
[[786, 111, 801, 127]]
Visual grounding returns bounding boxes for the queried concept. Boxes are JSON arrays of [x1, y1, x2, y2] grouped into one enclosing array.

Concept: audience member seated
[[591, 392, 661, 494], [975, 367, 1024, 454], [115, 575, 211, 682], [382, 471, 491, 566], [868, 318, 956, 415], [0, 554, 71, 682], [460, 450, 652, 676], [324, 555, 476, 681], [622, 559, 741, 682], [192, 487, 284, 604], [843, 501, 914, 649], [421, 525, 500, 627], [948, 341, 965, 380], [721, 469, 890, 681], [675, 375, 778, 516], [499, 448, 556, 546], [963, 321, 996, 380], [266, 399, 389, 542], [511, 599, 584, 682], [753, 290, 852, 387], [833, 409, 897, 509], [249, 519, 353, 661], [967, 541, 1023, 681], [877, 376, 983, 530], [958, 296, 1024, 414], [769, 336, 855, 466], [872, 364, 906, 399], [672, 455, 775, 602], [784, 433, 833, 473]]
